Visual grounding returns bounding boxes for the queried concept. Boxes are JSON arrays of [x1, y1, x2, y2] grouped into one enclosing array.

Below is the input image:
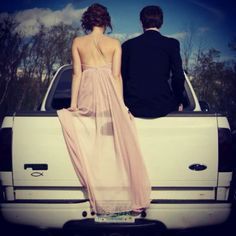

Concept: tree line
[[191, 47, 236, 130], [0, 15, 79, 114], [0, 15, 236, 130]]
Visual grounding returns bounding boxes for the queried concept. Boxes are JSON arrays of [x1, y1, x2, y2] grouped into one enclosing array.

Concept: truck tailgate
[[12, 113, 218, 188]]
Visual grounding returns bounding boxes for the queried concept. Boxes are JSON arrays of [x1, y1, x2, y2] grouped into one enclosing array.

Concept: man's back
[[122, 30, 185, 118]]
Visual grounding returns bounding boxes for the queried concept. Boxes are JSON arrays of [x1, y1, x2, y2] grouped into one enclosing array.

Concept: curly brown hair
[[81, 3, 112, 33]]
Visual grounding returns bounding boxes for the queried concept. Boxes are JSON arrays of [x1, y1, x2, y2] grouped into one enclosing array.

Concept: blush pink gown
[[57, 62, 151, 214]]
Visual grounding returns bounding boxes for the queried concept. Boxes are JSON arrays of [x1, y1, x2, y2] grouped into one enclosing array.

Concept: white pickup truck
[[0, 65, 234, 232]]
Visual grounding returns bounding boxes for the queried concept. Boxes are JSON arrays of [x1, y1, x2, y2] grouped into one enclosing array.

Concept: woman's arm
[[68, 38, 82, 111], [112, 40, 123, 99]]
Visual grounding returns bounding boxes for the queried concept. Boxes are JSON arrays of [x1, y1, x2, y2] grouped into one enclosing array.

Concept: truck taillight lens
[[218, 128, 233, 172], [0, 128, 12, 171]]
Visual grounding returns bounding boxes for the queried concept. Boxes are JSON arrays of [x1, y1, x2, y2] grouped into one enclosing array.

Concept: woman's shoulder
[[103, 35, 121, 48], [73, 35, 89, 43], [73, 35, 120, 49], [72, 35, 91, 49]]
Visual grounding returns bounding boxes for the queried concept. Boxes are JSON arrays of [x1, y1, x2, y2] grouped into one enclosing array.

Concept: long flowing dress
[[57, 42, 151, 215]]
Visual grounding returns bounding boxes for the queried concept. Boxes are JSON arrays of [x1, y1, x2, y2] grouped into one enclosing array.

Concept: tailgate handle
[[189, 164, 207, 171], [24, 164, 48, 170]]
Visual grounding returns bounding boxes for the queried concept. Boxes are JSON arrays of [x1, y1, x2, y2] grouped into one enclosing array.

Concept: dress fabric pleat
[[57, 63, 151, 214]]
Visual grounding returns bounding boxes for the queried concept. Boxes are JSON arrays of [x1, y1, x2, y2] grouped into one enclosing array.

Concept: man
[[121, 5, 185, 118]]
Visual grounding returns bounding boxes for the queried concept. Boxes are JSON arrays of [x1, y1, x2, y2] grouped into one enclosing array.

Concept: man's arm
[[169, 39, 185, 110]]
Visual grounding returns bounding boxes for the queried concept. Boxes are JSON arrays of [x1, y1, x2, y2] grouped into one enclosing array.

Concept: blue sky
[[1, 0, 236, 61]]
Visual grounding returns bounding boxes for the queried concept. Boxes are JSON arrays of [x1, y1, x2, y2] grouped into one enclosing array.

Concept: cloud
[[110, 33, 128, 42], [189, 0, 224, 20], [168, 32, 187, 40], [0, 12, 8, 19], [127, 32, 141, 39], [111, 32, 141, 42], [112, 31, 188, 42], [0, 4, 86, 36], [198, 26, 210, 33], [168, 27, 210, 41]]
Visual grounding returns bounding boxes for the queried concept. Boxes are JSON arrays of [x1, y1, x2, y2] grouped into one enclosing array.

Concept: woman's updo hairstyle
[[81, 3, 112, 33]]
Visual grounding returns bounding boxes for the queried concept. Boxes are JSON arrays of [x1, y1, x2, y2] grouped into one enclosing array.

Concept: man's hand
[[178, 103, 183, 112]]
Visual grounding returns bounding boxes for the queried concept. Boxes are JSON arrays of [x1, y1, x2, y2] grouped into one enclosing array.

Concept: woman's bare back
[[74, 34, 120, 67]]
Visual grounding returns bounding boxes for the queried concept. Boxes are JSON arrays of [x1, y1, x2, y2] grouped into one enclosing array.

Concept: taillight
[[218, 128, 233, 172], [0, 128, 12, 171]]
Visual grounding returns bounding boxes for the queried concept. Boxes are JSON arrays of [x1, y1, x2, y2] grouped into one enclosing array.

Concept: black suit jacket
[[121, 30, 185, 118]]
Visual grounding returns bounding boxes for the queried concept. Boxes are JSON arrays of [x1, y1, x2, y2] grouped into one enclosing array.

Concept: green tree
[[191, 48, 236, 129], [0, 14, 81, 115], [12, 21, 80, 111], [41, 22, 80, 88], [0, 15, 26, 111]]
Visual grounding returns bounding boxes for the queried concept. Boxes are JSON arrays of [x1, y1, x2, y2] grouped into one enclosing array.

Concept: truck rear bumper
[[63, 218, 166, 235], [0, 202, 232, 230]]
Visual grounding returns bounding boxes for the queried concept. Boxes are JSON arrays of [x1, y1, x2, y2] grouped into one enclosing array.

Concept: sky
[[0, 0, 236, 61]]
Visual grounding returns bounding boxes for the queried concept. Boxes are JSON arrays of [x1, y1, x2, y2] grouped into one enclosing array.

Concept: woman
[[57, 3, 151, 216]]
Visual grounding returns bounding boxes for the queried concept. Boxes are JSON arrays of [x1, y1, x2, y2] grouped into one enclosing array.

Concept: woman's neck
[[91, 26, 105, 35]]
